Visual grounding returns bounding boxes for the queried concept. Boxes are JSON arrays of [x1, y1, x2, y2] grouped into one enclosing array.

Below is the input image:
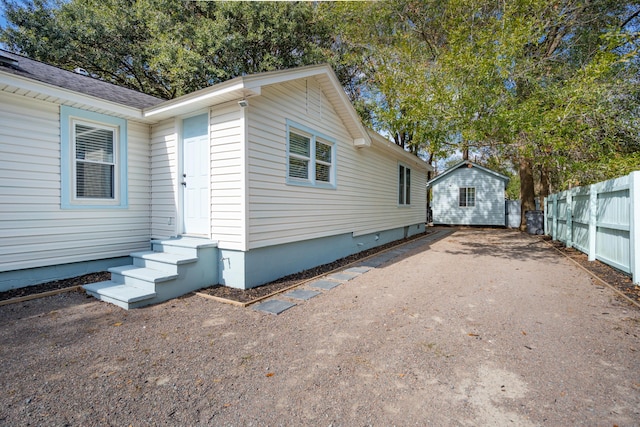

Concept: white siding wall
[[150, 118, 179, 238], [431, 167, 505, 226], [210, 103, 245, 250], [245, 78, 427, 249], [0, 91, 151, 272]]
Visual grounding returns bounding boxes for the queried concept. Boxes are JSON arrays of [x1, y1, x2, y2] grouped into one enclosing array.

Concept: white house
[[0, 50, 432, 308], [427, 160, 508, 226]]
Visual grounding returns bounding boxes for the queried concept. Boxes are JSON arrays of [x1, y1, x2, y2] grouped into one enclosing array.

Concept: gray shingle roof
[[0, 49, 166, 109]]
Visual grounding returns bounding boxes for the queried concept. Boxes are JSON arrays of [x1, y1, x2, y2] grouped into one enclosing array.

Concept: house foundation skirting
[[0, 257, 131, 292], [218, 223, 425, 290], [1, 223, 426, 295]]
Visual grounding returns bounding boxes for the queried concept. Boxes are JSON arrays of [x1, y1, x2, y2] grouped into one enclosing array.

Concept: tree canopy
[[1, 0, 340, 98], [321, 0, 639, 226], [2, 0, 639, 227]]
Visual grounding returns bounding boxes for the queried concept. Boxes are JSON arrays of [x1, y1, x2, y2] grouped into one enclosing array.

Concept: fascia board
[[241, 64, 332, 88], [143, 80, 258, 119], [427, 161, 467, 187], [475, 165, 510, 182], [461, 161, 510, 182], [243, 64, 372, 146], [144, 65, 333, 120], [0, 72, 144, 119], [145, 63, 371, 146], [321, 68, 372, 146], [370, 132, 433, 172], [427, 160, 509, 187]]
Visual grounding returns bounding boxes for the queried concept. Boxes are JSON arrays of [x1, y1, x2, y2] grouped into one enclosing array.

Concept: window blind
[[75, 123, 115, 199]]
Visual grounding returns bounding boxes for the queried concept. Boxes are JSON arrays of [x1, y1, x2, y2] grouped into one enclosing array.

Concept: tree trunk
[[462, 146, 469, 160], [519, 157, 536, 231], [539, 165, 551, 204]]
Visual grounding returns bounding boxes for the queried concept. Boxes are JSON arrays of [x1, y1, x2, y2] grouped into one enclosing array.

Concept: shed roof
[[427, 160, 509, 187], [0, 49, 165, 109]]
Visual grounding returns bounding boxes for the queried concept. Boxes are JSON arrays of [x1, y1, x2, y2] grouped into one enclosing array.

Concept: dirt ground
[[1, 229, 638, 426]]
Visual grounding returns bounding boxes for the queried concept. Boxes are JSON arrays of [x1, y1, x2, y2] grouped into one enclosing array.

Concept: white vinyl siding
[[150, 118, 179, 238], [210, 102, 245, 250], [244, 77, 427, 249], [0, 92, 151, 272], [431, 167, 505, 226]]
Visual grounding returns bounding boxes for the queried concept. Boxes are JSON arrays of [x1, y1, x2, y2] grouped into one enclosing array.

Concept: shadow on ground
[[442, 228, 563, 264]]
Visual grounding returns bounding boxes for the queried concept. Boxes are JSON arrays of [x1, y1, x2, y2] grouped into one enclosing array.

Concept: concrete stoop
[[84, 237, 218, 309]]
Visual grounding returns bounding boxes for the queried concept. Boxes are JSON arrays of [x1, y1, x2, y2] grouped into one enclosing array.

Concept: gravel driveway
[[1, 229, 638, 426]]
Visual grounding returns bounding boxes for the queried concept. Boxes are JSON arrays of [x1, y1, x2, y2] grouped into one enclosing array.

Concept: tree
[[496, 1, 640, 226], [1, 0, 339, 98], [4, 0, 638, 216], [319, 0, 455, 162], [329, 0, 640, 228]]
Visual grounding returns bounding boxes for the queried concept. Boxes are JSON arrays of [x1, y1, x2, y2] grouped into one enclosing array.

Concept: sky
[[0, 4, 6, 30], [0, 6, 7, 49], [0, 5, 6, 50]]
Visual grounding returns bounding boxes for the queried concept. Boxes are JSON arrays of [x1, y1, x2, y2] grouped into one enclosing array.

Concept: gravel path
[[1, 229, 638, 426]]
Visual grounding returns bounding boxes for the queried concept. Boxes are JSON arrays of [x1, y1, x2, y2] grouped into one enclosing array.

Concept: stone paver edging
[[196, 228, 453, 309], [247, 228, 455, 314]]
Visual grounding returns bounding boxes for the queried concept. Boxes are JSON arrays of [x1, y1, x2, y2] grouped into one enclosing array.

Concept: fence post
[[544, 197, 548, 235], [588, 183, 597, 261], [566, 190, 573, 249], [552, 193, 558, 241], [629, 171, 640, 285]]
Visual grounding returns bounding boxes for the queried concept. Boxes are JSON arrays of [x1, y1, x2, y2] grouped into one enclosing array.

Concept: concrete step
[[130, 251, 198, 274], [151, 237, 217, 256], [83, 281, 156, 309], [84, 237, 219, 310], [108, 265, 178, 290]]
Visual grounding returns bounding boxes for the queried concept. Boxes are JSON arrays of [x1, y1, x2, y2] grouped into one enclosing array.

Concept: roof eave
[[143, 64, 373, 146], [369, 131, 433, 172], [0, 71, 144, 119], [427, 160, 509, 187], [142, 77, 258, 121]]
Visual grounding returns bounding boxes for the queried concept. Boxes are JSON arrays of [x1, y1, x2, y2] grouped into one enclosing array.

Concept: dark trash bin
[[525, 210, 544, 235]]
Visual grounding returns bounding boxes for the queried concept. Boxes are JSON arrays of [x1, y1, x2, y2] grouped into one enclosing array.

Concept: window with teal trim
[[60, 106, 128, 209], [286, 120, 336, 189]]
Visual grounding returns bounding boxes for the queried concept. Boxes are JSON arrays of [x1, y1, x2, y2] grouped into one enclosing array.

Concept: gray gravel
[[1, 228, 638, 426]]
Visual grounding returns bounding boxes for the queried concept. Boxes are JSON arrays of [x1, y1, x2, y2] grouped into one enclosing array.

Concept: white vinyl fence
[[544, 171, 640, 285]]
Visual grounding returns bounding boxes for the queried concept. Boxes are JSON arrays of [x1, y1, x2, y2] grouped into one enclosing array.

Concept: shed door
[[182, 114, 209, 235]]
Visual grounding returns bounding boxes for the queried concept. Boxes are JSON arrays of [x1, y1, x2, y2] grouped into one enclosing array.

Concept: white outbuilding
[[427, 160, 509, 226]]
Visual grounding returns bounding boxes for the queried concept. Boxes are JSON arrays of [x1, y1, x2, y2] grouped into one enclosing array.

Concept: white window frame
[[459, 187, 476, 207], [72, 119, 117, 200], [286, 120, 336, 189], [61, 106, 128, 209], [398, 163, 411, 206]]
